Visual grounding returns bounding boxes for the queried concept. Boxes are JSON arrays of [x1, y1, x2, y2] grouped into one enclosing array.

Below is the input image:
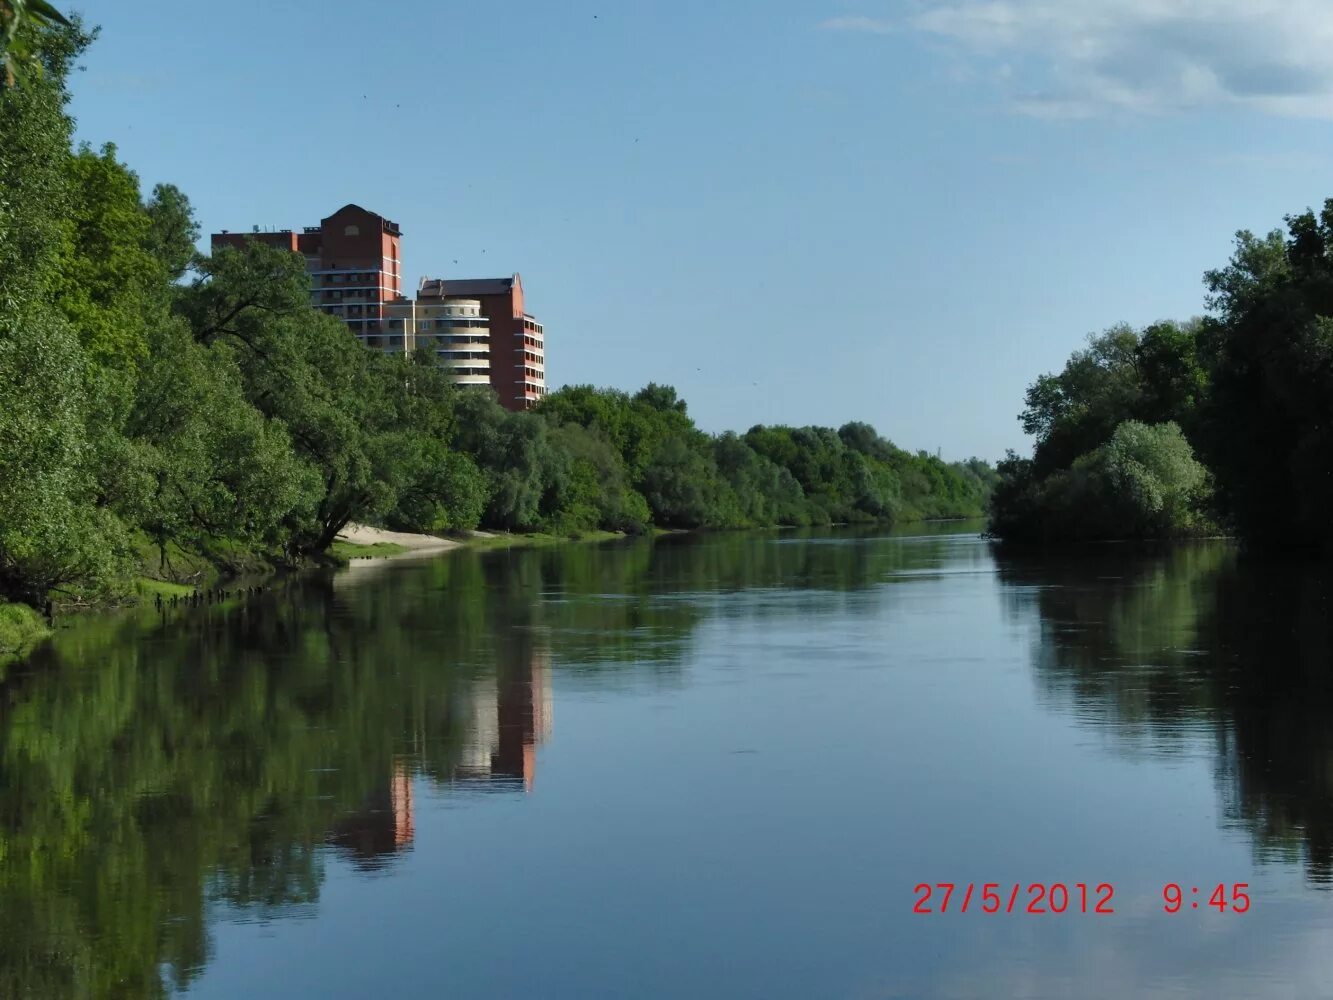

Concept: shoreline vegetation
[[0, 17, 998, 661], [0, 523, 629, 671], [991, 203, 1333, 553], [0, 516, 984, 672]]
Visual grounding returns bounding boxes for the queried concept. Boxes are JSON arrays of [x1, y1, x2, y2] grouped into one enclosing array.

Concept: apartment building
[[212, 204, 403, 339], [415, 275, 546, 410], [210, 205, 546, 410]]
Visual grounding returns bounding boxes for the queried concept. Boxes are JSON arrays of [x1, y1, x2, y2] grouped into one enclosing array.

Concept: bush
[[991, 421, 1211, 542], [0, 601, 50, 667]]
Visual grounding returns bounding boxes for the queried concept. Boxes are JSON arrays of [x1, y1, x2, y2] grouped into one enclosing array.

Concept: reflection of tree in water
[[1205, 561, 1333, 884], [996, 543, 1232, 749], [996, 542, 1333, 885], [0, 541, 684, 997], [0, 526, 983, 996]]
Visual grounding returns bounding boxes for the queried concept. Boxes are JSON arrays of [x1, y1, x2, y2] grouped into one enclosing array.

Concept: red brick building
[[212, 204, 403, 340], [209, 205, 545, 410], [416, 275, 546, 410]]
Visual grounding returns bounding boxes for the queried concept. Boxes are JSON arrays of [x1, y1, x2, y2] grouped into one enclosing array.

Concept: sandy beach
[[335, 523, 463, 554]]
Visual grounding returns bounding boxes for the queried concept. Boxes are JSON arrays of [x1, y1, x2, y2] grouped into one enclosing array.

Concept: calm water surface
[[4, 524, 1333, 998]]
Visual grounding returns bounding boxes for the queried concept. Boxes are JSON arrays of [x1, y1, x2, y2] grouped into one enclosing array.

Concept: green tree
[[0, 17, 129, 602], [991, 421, 1210, 542], [1194, 206, 1333, 551], [0, 0, 69, 87], [128, 319, 313, 562], [144, 182, 200, 282]]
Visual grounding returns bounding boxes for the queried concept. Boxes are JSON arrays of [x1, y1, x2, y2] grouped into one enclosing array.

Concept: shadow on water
[[995, 541, 1333, 885]]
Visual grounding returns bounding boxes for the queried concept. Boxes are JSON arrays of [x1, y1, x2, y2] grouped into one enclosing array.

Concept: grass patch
[[0, 600, 51, 667], [130, 532, 220, 587], [134, 577, 195, 599], [328, 540, 411, 562], [460, 529, 625, 550]]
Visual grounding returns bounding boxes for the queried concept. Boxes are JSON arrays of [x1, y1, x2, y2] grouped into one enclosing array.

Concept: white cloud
[[835, 1, 1333, 117]]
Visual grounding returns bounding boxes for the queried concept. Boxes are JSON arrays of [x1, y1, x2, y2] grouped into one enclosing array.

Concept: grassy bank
[[458, 529, 630, 551], [0, 602, 52, 673], [328, 540, 411, 561]]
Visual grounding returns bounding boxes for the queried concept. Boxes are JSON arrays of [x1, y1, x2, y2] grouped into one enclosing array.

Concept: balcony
[[439, 351, 489, 365]]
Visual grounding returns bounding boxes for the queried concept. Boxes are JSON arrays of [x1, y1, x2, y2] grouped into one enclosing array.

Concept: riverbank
[[332, 524, 632, 561], [332, 524, 466, 559], [0, 602, 50, 671]]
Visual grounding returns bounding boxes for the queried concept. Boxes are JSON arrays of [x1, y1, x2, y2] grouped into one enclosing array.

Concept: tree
[[1195, 203, 1333, 551], [545, 423, 651, 533], [452, 389, 564, 531], [639, 436, 720, 528], [145, 182, 200, 282], [1135, 320, 1206, 430], [388, 450, 489, 533], [1019, 324, 1143, 476], [0, 16, 129, 602], [128, 318, 313, 562], [0, 0, 69, 88], [0, 311, 132, 601], [990, 421, 1209, 542], [176, 243, 442, 554]]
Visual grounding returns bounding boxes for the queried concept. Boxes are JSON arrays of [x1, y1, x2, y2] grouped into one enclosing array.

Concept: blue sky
[[67, 0, 1333, 460]]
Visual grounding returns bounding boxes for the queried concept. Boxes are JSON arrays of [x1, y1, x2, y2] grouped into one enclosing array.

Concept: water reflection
[[996, 543, 1333, 885], [0, 527, 982, 997], [327, 763, 415, 871], [6, 524, 1333, 997], [450, 649, 552, 792]]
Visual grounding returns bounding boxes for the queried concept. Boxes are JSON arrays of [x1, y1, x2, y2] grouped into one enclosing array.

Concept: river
[[2, 523, 1332, 998]]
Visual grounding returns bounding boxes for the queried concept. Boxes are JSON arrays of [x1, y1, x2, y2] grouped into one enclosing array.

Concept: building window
[[345, 225, 359, 236]]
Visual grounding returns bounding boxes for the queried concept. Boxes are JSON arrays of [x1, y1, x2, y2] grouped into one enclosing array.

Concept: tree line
[[0, 19, 994, 611], [991, 201, 1333, 552]]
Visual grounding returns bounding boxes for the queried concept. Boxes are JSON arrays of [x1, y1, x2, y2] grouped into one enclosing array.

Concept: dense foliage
[[0, 0, 68, 87], [991, 420, 1210, 543], [1192, 210, 1333, 551], [534, 387, 991, 532], [989, 322, 1214, 542], [0, 21, 991, 609], [994, 194, 1333, 550]]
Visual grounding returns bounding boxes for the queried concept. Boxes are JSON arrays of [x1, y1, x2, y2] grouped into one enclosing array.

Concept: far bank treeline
[[992, 205, 1333, 553], [0, 20, 994, 611]]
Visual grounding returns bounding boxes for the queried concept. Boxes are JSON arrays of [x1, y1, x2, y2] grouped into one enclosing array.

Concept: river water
[[3, 523, 1332, 998]]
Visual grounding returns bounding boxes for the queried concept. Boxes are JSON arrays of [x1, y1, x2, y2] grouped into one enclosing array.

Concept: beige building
[[381, 297, 493, 388], [372, 279, 546, 407]]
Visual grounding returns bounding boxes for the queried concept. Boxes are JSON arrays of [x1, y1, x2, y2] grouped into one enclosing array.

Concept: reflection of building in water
[[327, 642, 552, 872], [454, 647, 552, 792], [326, 761, 415, 870]]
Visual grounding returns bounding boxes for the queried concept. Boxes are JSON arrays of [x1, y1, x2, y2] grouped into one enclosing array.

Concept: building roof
[[419, 275, 520, 298], [323, 203, 401, 235]]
